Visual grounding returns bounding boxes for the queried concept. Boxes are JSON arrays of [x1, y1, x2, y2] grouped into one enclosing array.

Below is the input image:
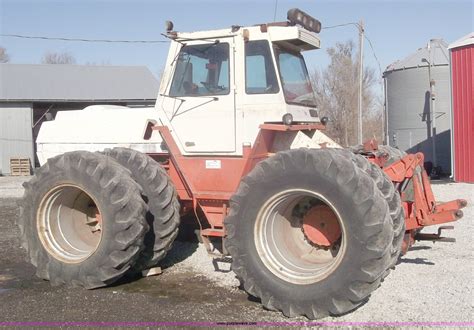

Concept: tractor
[[19, 8, 466, 319]]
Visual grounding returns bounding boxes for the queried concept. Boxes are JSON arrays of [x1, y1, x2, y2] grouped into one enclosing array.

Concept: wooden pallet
[[10, 157, 31, 176]]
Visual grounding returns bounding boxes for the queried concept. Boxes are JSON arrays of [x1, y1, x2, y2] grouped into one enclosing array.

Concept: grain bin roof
[[448, 32, 474, 49], [0, 64, 159, 102], [384, 39, 449, 74]]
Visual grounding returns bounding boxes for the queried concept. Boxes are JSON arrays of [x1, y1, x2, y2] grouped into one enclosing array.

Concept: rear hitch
[[415, 226, 456, 243]]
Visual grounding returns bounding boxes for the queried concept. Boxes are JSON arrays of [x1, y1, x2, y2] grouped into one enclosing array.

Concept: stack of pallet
[[9, 157, 31, 176]]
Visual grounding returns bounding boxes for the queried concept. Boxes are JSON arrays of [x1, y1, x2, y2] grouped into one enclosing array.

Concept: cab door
[[160, 39, 236, 154]]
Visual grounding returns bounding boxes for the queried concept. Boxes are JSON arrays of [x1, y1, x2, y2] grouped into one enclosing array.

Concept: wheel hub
[[302, 205, 341, 247], [86, 206, 102, 233], [255, 189, 345, 285], [37, 184, 103, 263]]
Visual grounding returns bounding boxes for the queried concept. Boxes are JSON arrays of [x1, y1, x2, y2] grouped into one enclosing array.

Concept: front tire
[[19, 151, 148, 288], [225, 148, 393, 319]]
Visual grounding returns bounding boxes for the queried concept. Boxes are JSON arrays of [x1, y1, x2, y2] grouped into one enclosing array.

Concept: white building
[[0, 63, 159, 175]]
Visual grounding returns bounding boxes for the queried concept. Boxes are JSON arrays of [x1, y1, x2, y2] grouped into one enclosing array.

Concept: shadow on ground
[[399, 257, 435, 266]]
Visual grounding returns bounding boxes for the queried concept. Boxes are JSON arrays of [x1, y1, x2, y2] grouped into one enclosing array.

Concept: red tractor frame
[[153, 123, 466, 255]]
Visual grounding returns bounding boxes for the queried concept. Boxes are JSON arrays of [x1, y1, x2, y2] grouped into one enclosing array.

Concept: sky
[[0, 0, 472, 80]]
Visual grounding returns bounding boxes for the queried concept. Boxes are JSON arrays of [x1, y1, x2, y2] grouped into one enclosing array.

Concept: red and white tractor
[[20, 8, 466, 319]]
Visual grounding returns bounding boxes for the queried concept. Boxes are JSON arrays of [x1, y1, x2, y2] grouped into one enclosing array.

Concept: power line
[[323, 21, 385, 144], [322, 22, 360, 30], [0, 34, 169, 43], [273, 0, 278, 22], [321, 22, 383, 77], [364, 32, 383, 77], [2, 27, 383, 75]]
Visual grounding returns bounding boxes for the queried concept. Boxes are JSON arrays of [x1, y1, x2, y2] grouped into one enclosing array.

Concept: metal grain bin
[[384, 39, 452, 174]]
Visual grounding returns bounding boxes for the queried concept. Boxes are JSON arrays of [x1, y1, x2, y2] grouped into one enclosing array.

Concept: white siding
[[0, 103, 34, 175]]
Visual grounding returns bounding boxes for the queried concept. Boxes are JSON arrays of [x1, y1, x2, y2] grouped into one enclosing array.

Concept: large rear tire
[[378, 145, 406, 164], [102, 148, 180, 270], [352, 144, 415, 201], [351, 154, 405, 269], [19, 151, 148, 288], [378, 145, 419, 202], [225, 148, 393, 319]]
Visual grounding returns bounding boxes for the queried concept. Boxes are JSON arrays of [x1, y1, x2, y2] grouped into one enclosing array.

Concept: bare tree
[[41, 51, 76, 64], [311, 40, 383, 146], [0, 46, 10, 63]]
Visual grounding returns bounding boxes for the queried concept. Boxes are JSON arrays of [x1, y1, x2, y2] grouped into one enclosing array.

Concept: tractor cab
[[156, 8, 322, 155]]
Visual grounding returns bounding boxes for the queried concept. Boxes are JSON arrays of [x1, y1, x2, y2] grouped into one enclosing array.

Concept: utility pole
[[357, 20, 364, 145]]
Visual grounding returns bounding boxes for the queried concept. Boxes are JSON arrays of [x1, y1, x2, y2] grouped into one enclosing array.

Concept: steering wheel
[[200, 81, 213, 92], [264, 84, 274, 93]]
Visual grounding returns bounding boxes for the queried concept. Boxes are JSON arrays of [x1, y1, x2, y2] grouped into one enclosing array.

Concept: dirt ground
[[0, 176, 472, 326]]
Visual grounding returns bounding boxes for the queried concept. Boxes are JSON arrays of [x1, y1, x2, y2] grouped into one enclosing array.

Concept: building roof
[[448, 32, 474, 50], [0, 64, 159, 102], [384, 39, 449, 74]]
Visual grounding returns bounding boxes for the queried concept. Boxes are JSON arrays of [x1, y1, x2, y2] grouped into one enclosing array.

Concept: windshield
[[169, 42, 230, 96], [275, 48, 316, 107]]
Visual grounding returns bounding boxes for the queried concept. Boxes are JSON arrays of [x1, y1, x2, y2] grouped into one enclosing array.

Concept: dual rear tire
[[19, 149, 179, 288], [225, 148, 402, 319]]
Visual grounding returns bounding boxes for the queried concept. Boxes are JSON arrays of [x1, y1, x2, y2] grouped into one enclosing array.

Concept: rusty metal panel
[[450, 44, 474, 183]]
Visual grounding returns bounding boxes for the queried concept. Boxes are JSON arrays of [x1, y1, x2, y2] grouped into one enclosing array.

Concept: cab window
[[274, 47, 316, 107], [169, 43, 230, 96], [245, 40, 279, 94]]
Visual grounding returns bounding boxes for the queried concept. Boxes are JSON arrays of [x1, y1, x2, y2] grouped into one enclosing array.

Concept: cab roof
[[171, 24, 320, 51]]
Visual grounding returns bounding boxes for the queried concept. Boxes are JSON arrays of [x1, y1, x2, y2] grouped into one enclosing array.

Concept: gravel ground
[[0, 176, 472, 324], [0, 176, 26, 198]]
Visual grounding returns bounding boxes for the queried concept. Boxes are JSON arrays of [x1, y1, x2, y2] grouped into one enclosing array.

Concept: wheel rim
[[254, 189, 345, 285], [37, 184, 103, 263]]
